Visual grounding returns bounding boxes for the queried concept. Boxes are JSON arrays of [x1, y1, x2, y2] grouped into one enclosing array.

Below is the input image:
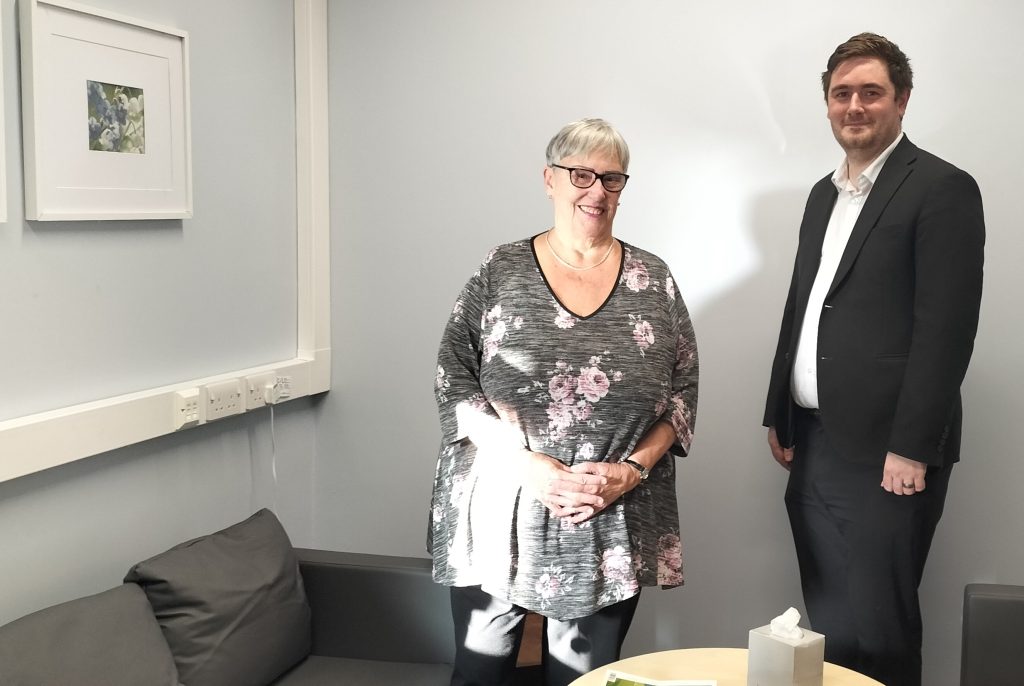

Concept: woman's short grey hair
[[545, 118, 630, 172]]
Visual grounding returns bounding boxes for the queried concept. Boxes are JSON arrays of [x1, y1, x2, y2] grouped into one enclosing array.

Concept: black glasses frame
[[550, 164, 629, 192]]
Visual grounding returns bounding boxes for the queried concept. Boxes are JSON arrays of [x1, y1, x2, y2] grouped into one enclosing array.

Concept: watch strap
[[621, 458, 649, 480]]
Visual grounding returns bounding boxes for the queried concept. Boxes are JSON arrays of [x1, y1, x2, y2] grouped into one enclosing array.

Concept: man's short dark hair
[[822, 32, 913, 100]]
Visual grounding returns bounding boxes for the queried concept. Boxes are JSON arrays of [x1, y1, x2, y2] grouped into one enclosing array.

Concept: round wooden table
[[568, 647, 883, 685]]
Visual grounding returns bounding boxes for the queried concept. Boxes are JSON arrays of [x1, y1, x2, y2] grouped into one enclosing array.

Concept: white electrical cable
[[269, 402, 278, 513]]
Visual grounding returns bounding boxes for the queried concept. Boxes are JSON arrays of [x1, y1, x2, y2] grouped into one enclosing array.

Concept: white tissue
[[769, 607, 805, 640]]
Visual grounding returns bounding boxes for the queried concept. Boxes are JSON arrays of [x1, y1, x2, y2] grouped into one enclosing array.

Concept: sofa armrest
[[961, 583, 1024, 686], [295, 549, 454, 665]]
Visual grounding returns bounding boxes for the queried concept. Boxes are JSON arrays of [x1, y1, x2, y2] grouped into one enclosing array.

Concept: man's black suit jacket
[[764, 136, 985, 467]]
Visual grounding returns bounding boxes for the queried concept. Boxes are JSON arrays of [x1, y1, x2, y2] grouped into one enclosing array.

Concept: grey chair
[[961, 583, 1024, 686]]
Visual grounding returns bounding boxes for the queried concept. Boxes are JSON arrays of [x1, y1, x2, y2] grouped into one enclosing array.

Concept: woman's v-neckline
[[529, 233, 625, 320]]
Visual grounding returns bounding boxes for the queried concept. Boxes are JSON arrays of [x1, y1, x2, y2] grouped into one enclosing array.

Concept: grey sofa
[[279, 548, 454, 684], [0, 509, 454, 686]]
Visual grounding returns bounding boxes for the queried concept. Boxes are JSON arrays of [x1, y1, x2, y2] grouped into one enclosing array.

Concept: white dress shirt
[[791, 132, 905, 409]]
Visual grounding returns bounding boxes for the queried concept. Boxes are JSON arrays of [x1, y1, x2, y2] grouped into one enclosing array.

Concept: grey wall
[[0, 0, 319, 623], [317, 2, 1023, 684]]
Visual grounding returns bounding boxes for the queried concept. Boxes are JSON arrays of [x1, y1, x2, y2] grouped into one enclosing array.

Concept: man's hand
[[768, 427, 795, 470], [882, 452, 927, 495]]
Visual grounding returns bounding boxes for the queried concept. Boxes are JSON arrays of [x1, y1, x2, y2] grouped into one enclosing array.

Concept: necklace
[[545, 231, 616, 272]]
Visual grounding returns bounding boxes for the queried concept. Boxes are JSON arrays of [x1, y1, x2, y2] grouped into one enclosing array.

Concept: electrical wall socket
[[204, 379, 244, 421], [173, 388, 201, 430], [265, 375, 293, 404], [245, 372, 277, 410]]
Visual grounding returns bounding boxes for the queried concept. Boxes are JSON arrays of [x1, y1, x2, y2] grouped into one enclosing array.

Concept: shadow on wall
[[624, 188, 810, 655]]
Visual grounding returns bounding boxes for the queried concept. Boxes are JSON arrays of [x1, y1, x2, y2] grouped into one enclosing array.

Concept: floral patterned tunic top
[[429, 236, 698, 621]]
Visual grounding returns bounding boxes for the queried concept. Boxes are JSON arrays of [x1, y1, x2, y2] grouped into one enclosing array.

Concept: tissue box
[[747, 624, 825, 686]]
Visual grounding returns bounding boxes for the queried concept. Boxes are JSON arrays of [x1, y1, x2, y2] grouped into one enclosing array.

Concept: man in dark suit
[[763, 33, 984, 686]]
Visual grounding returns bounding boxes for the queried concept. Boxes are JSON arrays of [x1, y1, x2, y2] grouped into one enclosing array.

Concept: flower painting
[[87, 80, 145, 153]]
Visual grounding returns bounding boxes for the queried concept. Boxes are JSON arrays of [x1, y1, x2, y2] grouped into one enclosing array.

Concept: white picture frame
[[20, 0, 192, 221], [0, 9, 8, 223]]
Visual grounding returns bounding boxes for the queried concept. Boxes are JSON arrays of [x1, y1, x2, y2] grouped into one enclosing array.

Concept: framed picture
[[20, 0, 192, 220], [0, 10, 7, 222]]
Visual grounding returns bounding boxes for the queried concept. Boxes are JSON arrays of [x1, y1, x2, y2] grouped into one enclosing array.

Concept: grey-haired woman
[[429, 118, 699, 686]]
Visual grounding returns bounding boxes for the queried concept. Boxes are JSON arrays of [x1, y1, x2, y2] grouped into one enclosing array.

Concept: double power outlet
[[172, 373, 293, 430]]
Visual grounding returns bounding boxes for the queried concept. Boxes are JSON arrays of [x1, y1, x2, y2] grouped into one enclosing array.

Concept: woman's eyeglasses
[[550, 164, 629, 192]]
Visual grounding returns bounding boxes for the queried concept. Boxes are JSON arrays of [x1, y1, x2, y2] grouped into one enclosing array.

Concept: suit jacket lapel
[[826, 136, 918, 298], [795, 182, 837, 316]]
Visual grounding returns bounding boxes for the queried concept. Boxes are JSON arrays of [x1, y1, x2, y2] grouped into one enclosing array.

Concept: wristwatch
[[621, 458, 650, 480]]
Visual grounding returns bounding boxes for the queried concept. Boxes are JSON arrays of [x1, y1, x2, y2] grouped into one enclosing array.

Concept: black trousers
[[785, 410, 951, 686], [449, 585, 640, 686]]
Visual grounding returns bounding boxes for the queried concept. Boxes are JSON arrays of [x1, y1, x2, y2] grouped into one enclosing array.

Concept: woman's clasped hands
[[519, 450, 640, 525]]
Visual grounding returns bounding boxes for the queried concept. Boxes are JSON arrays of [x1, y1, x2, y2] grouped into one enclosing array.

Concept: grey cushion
[[0, 583, 180, 686], [125, 508, 311, 686], [271, 655, 453, 686]]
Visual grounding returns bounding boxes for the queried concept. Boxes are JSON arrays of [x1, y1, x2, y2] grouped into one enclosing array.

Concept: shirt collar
[[831, 131, 905, 193]]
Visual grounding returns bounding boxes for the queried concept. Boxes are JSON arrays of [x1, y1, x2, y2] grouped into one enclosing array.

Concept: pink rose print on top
[[576, 366, 610, 403], [481, 303, 502, 329], [601, 545, 634, 585], [669, 397, 694, 448], [632, 318, 654, 354], [535, 564, 574, 610], [554, 304, 577, 329], [536, 358, 621, 445], [666, 275, 676, 301], [546, 402, 575, 440], [622, 251, 650, 292], [482, 305, 516, 363], [548, 373, 577, 404], [657, 533, 683, 586], [676, 332, 697, 371], [654, 395, 668, 419], [435, 365, 450, 403]]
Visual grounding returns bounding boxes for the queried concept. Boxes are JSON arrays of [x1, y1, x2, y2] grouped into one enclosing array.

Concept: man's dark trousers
[[785, 409, 951, 686]]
